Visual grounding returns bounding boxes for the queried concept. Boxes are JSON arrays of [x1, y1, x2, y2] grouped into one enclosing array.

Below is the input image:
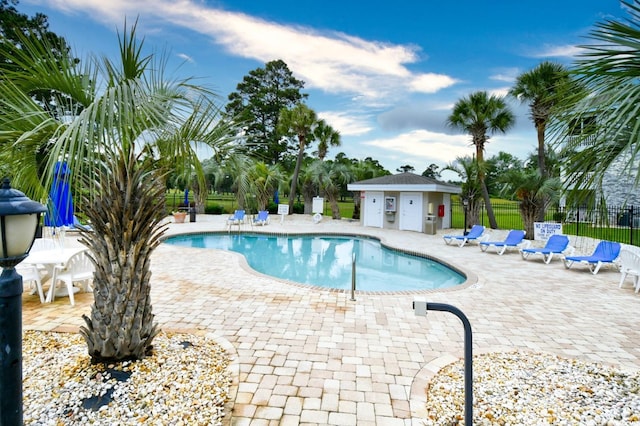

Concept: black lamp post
[[462, 198, 469, 236], [0, 178, 46, 425]]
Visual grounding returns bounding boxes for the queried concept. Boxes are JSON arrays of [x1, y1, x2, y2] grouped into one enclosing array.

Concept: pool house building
[[348, 172, 461, 234]]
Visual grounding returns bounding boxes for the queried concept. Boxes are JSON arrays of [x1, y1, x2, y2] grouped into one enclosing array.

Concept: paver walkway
[[22, 214, 640, 425]]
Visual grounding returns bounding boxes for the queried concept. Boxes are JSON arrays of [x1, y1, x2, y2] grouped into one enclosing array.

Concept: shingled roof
[[348, 172, 460, 193]]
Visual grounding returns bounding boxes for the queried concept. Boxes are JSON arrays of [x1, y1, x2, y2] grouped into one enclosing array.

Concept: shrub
[[205, 203, 226, 215], [292, 202, 304, 214], [266, 201, 278, 214]]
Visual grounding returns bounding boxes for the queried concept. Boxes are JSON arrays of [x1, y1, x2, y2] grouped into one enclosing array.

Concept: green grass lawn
[[165, 191, 356, 219]]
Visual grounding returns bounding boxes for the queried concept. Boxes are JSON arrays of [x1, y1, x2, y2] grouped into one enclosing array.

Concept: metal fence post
[[631, 206, 635, 246]]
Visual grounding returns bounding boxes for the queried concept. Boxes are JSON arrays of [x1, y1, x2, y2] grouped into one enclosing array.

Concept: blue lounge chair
[[227, 209, 245, 232], [253, 210, 270, 226], [520, 234, 571, 264], [479, 230, 527, 255], [443, 224, 486, 247], [563, 240, 621, 274]]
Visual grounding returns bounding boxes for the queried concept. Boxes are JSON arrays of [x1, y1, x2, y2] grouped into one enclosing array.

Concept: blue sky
[[20, 0, 626, 176]]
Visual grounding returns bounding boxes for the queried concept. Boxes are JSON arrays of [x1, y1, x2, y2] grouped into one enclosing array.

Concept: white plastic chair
[[29, 238, 60, 277], [618, 246, 640, 292], [16, 264, 46, 303], [47, 250, 94, 305]]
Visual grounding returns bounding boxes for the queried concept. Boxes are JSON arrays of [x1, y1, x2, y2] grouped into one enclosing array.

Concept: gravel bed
[[22, 330, 232, 425], [423, 351, 640, 425]]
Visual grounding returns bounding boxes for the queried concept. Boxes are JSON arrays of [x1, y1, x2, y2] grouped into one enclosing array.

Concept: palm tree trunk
[[302, 180, 315, 214], [536, 122, 548, 222], [467, 202, 480, 228], [78, 150, 163, 362], [481, 180, 498, 229], [288, 140, 305, 214], [352, 193, 361, 220], [475, 145, 498, 229], [536, 122, 547, 178], [326, 189, 341, 219], [520, 201, 539, 239]]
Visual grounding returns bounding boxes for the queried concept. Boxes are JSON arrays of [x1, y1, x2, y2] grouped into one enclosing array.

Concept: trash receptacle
[[425, 215, 436, 235], [189, 206, 196, 222]]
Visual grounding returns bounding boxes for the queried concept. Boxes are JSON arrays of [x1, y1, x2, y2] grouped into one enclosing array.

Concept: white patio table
[[23, 247, 86, 302]]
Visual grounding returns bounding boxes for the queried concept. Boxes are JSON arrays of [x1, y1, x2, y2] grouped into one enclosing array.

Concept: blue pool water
[[164, 233, 465, 292]]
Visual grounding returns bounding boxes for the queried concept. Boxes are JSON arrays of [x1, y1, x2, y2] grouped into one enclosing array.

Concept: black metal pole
[[350, 252, 356, 301], [427, 302, 473, 426], [463, 208, 468, 235], [0, 267, 24, 425]]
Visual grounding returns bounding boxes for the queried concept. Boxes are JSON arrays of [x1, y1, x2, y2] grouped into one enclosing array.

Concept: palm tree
[[313, 119, 341, 160], [444, 156, 484, 228], [0, 24, 239, 362], [558, 0, 640, 195], [165, 101, 239, 213], [447, 91, 515, 229], [509, 61, 572, 179], [348, 158, 389, 219], [308, 160, 352, 219], [499, 168, 562, 238], [219, 154, 253, 211], [277, 103, 317, 213], [298, 161, 319, 214], [248, 161, 283, 211]]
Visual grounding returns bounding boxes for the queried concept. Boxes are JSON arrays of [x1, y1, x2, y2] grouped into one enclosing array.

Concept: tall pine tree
[[225, 59, 306, 164]]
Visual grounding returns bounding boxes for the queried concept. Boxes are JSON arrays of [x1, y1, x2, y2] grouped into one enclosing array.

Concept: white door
[[399, 192, 423, 232], [363, 191, 383, 228]]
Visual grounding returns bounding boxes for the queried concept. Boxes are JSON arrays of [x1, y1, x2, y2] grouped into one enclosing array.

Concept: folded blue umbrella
[[44, 161, 74, 227]]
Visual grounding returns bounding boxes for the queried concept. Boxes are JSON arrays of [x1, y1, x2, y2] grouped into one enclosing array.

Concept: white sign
[[533, 222, 563, 241], [312, 197, 324, 214], [277, 204, 289, 224], [277, 204, 289, 215]]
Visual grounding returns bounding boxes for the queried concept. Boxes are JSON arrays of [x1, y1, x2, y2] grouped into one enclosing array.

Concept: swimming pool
[[164, 233, 466, 292]]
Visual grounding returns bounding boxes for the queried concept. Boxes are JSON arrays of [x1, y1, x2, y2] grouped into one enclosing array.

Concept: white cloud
[[408, 73, 458, 94], [37, 0, 458, 105], [361, 129, 471, 165], [177, 53, 195, 63], [489, 87, 511, 98], [531, 44, 583, 58], [317, 111, 373, 136], [490, 67, 520, 83]]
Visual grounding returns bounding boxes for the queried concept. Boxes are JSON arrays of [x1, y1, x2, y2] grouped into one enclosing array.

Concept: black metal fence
[[450, 202, 640, 247]]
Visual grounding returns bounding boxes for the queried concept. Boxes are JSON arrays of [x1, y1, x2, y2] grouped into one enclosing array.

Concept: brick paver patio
[[22, 214, 640, 425]]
